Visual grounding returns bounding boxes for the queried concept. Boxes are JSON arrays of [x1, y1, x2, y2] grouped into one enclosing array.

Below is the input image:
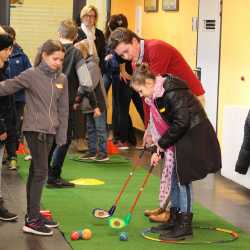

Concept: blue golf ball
[[119, 232, 128, 241]]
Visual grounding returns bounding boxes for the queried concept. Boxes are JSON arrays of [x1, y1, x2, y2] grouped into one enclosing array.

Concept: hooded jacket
[[5, 44, 32, 103]]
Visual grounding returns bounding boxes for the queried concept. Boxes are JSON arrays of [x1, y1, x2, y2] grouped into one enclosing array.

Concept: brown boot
[[144, 208, 163, 217], [149, 211, 170, 223]]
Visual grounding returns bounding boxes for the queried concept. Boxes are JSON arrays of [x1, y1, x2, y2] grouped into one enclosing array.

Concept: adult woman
[[104, 14, 144, 148], [76, 5, 105, 74]]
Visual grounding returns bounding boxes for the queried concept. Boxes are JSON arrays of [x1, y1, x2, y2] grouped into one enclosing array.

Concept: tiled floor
[[0, 148, 250, 250]]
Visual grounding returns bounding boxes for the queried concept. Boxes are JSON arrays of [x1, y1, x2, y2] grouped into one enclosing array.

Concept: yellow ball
[[82, 228, 92, 240]]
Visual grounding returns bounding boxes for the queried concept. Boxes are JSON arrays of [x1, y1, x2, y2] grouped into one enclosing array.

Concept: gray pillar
[[0, 0, 10, 25], [73, 0, 86, 26], [106, 0, 111, 21]]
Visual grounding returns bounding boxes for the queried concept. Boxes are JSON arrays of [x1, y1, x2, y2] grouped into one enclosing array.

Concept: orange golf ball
[[82, 228, 92, 240]]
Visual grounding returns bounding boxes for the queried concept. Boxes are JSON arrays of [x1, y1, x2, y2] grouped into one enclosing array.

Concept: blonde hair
[[75, 40, 90, 59], [80, 5, 98, 23]]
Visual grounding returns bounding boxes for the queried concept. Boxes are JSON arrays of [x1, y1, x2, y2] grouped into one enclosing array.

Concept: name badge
[[159, 107, 166, 113], [55, 83, 64, 89]]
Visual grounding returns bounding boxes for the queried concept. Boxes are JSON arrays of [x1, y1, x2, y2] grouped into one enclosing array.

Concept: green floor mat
[[18, 154, 250, 250]]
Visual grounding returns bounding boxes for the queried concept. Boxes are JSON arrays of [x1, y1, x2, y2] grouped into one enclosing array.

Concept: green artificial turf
[[18, 154, 250, 250]]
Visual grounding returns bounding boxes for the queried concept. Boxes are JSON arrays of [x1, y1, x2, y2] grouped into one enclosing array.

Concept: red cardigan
[[142, 39, 205, 127]]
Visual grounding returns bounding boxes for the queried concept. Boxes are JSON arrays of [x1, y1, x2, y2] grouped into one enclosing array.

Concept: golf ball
[[119, 232, 128, 241]]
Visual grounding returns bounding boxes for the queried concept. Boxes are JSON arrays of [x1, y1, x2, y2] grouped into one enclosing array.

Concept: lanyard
[[136, 39, 144, 66]]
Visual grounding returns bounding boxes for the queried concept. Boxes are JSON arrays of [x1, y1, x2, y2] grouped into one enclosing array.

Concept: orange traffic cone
[[107, 139, 119, 154], [16, 143, 28, 155]]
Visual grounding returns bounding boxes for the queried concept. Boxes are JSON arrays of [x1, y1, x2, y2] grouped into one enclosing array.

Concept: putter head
[[124, 212, 132, 225], [108, 217, 126, 229], [92, 208, 111, 219], [108, 205, 116, 216]]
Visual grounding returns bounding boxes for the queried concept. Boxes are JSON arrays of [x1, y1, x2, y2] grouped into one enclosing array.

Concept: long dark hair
[[34, 39, 65, 67], [104, 14, 128, 41]]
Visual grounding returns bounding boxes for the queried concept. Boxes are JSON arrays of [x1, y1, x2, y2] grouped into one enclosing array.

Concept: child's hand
[[93, 107, 101, 118], [0, 132, 7, 141], [105, 54, 113, 61], [151, 152, 161, 167], [73, 103, 80, 110]]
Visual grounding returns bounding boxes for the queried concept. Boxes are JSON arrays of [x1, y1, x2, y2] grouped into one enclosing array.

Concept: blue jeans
[[86, 112, 107, 155], [170, 166, 193, 213]]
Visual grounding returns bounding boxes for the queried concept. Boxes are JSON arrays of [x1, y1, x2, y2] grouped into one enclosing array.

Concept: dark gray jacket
[[0, 61, 69, 145]]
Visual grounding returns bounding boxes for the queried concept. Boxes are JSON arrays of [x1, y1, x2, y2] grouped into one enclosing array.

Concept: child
[[2, 25, 32, 170], [0, 39, 68, 236], [131, 64, 221, 240], [75, 40, 108, 161], [0, 33, 18, 222], [47, 19, 97, 188]]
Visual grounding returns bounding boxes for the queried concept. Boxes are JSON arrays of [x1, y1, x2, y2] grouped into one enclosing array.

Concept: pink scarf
[[145, 76, 174, 209]]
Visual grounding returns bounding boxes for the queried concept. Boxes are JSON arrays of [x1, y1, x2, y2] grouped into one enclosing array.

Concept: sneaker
[[116, 141, 129, 150], [0, 206, 18, 221], [47, 178, 75, 188], [39, 213, 59, 228], [23, 217, 53, 236], [95, 153, 109, 162], [24, 155, 32, 161], [9, 159, 17, 170], [79, 152, 96, 160]]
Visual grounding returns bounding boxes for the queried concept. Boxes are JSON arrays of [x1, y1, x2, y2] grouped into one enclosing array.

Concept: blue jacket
[[104, 47, 120, 76], [5, 44, 32, 103]]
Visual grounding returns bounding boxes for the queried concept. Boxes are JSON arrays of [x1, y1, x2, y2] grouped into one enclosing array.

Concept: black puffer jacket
[[235, 110, 250, 174], [156, 76, 221, 184]]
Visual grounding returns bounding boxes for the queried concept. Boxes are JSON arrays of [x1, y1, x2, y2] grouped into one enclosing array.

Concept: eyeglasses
[[84, 14, 96, 19]]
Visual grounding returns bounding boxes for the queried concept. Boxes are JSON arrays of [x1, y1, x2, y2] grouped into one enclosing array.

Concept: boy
[[2, 25, 32, 170], [0, 32, 18, 221], [47, 19, 97, 188]]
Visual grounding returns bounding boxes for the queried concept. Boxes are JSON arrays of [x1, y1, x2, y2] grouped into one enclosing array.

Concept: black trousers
[[112, 76, 144, 144], [48, 113, 74, 180], [24, 132, 54, 219]]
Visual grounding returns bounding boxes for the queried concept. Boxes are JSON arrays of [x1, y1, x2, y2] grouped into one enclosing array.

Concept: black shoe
[[150, 207, 180, 233], [23, 217, 53, 236], [39, 213, 59, 228], [0, 206, 18, 221], [79, 152, 96, 160], [47, 179, 75, 188], [95, 153, 109, 162], [159, 212, 193, 240], [59, 178, 75, 187]]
